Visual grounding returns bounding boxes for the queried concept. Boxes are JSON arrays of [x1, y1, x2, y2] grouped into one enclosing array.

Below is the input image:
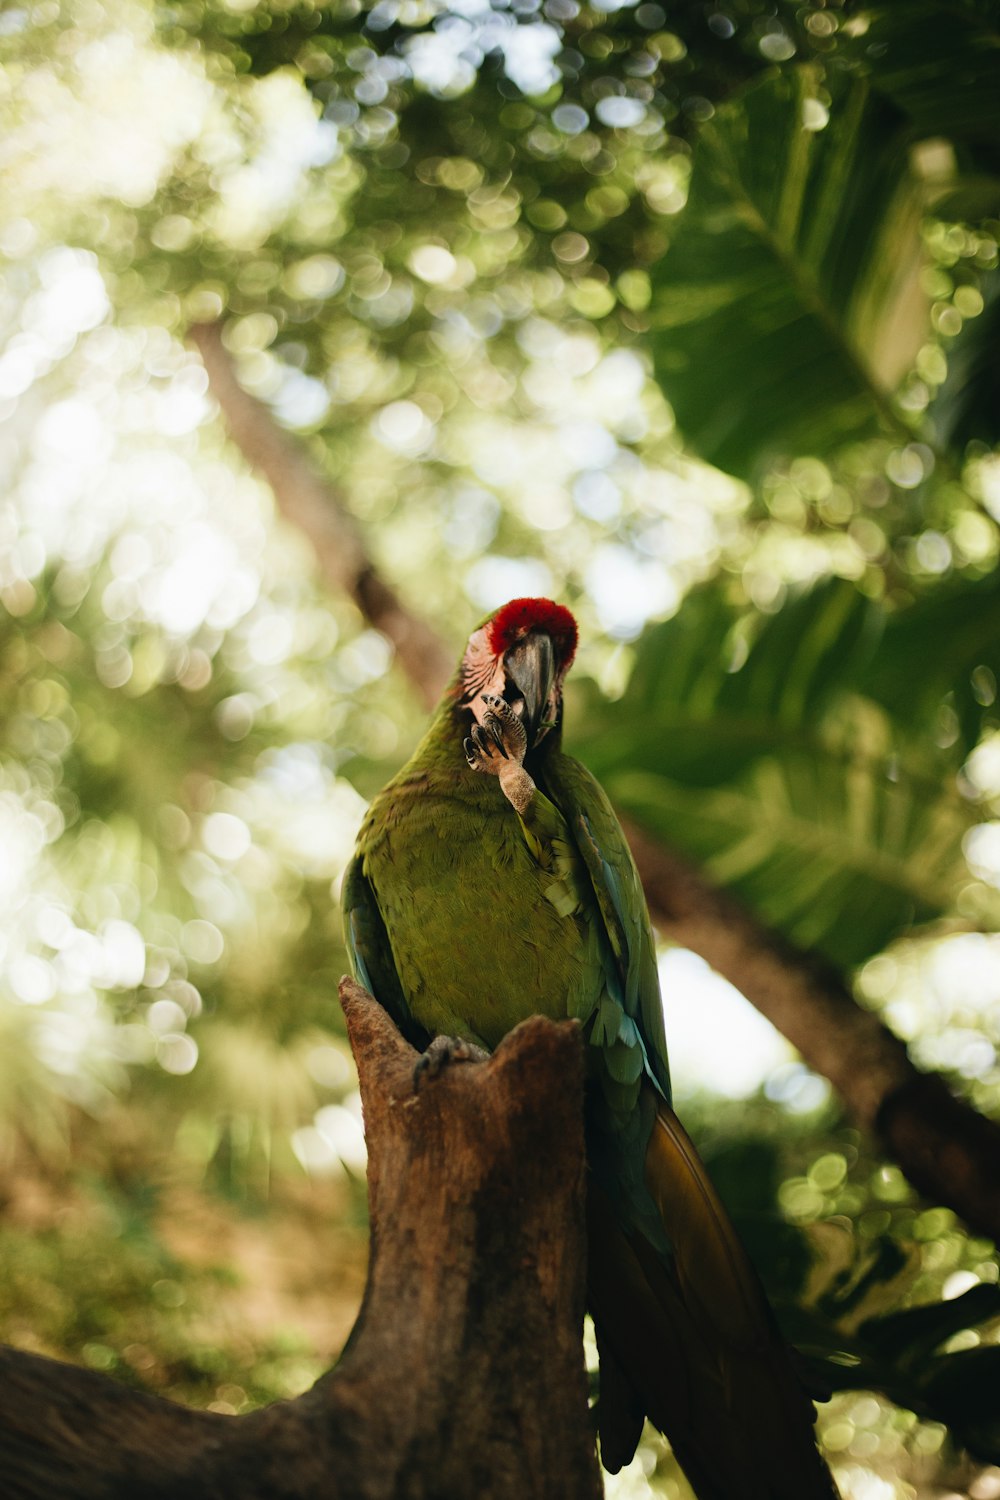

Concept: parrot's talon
[[467, 694, 527, 778], [413, 1034, 489, 1088], [486, 719, 509, 757]]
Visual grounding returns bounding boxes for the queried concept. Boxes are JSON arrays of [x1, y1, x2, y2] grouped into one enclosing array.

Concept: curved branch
[[189, 322, 452, 711], [190, 320, 1000, 1244], [0, 982, 600, 1500], [622, 823, 1000, 1245]]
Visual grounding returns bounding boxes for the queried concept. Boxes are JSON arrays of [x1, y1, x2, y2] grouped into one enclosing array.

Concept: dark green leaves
[[589, 577, 879, 788], [576, 576, 998, 968], [646, 7, 1000, 480], [860, 563, 1000, 756], [858, 2, 1000, 162], [648, 68, 925, 478], [860, 1282, 1000, 1364], [798, 1284, 1000, 1463]]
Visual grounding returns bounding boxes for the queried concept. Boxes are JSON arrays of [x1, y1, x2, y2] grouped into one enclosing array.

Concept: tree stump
[[0, 979, 602, 1499]]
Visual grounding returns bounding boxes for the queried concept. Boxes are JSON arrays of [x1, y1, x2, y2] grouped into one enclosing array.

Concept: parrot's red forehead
[[487, 598, 578, 664]]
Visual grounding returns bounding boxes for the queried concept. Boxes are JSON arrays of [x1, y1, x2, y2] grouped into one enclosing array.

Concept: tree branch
[[188, 322, 452, 712], [0, 981, 600, 1500], [622, 823, 1000, 1244], [191, 322, 1000, 1244]]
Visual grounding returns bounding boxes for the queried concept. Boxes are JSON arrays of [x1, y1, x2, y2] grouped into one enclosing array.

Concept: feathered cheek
[[459, 625, 504, 719], [459, 643, 506, 726], [468, 663, 507, 726]]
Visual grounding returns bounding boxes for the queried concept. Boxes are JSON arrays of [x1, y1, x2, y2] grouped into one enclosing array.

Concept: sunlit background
[[2, 1, 1000, 1496]]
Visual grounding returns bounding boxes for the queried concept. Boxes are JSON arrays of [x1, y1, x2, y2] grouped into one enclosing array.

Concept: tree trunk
[[0, 980, 601, 1500]]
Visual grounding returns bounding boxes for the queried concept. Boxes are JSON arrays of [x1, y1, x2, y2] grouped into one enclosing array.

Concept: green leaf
[[859, 1284, 1000, 1363], [785, 1291, 1000, 1463], [648, 67, 927, 478], [860, 563, 1000, 754], [603, 741, 982, 967], [582, 577, 880, 789], [920, 1346, 1000, 1461], [858, 2, 1000, 162]]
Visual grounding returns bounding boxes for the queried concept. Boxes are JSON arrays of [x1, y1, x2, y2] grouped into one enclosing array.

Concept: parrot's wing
[[544, 755, 838, 1497], [542, 750, 670, 1102], [342, 853, 430, 1051]]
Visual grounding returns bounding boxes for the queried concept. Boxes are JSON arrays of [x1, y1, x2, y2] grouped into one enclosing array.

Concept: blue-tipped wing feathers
[[541, 750, 671, 1104]]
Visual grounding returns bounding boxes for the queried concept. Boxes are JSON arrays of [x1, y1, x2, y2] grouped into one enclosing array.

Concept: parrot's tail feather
[[589, 1318, 644, 1475], [587, 1090, 840, 1500], [646, 1099, 797, 1365]]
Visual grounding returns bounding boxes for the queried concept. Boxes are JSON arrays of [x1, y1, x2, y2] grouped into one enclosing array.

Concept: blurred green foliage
[[0, 1125, 365, 1411], [2, 1, 1000, 1496]]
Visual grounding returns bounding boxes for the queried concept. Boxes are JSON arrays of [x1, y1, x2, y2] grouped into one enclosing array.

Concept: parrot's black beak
[[505, 630, 556, 748]]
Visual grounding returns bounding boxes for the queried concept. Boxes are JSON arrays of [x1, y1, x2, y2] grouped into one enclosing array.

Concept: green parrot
[[343, 597, 838, 1499]]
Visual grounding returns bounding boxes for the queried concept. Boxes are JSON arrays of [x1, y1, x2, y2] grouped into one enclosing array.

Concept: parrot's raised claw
[[466, 693, 535, 813], [464, 720, 505, 772], [413, 1034, 489, 1088], [480, 693, 528, 762]]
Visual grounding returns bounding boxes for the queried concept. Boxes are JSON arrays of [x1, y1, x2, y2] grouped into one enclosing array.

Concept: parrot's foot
[[463, 693, 527, 772], [465, 694, 535, 814], [414, 1034, 490, 1089]]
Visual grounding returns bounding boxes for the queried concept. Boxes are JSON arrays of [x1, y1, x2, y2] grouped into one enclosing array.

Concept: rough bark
[[0, 981, 601, 1500], [191, 321, 1000, 1244]]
